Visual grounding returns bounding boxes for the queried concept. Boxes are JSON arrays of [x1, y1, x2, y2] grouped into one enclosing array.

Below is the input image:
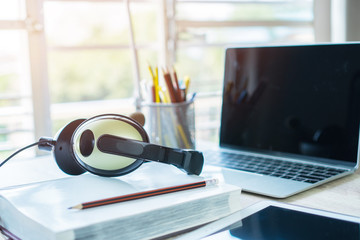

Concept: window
[[43, 0, 161, 131], [0, 0, 319, 158], [0, 1, 34, 158], [170, 0, 315, 142]]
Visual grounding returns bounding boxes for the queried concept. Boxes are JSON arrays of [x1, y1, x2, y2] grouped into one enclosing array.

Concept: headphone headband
[[97, 134, 203, 175]]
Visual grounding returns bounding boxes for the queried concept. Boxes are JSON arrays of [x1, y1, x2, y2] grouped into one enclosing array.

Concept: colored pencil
[[69, 179, 218, 210], [163, 70, 179, 103], [172, 67, 183, 101]]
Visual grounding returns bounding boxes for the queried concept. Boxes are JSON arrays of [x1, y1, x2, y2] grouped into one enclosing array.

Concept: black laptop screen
[[220, 44, 360, 164]]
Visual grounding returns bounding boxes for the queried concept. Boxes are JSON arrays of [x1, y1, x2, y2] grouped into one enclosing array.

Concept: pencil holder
[[141, 100, 195, 149]]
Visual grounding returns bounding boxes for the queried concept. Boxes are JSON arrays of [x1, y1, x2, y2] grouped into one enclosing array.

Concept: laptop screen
[[220, 43, 360, 165]]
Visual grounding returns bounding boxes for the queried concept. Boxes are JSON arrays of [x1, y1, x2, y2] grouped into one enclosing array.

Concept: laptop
[[203, 43, 360, 198]]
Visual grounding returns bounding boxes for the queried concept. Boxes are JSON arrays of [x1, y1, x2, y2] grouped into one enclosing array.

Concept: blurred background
[[1, 0, 359, 159]]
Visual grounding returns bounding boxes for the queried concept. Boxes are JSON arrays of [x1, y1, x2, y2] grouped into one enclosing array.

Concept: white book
[[0, 162, 242, 240]]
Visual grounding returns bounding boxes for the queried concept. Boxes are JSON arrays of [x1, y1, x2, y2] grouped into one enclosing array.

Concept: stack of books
[[0, 162, 242, 240]]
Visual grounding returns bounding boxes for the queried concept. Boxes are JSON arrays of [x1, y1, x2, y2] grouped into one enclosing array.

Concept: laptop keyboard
[[205, 151, 347, 184]]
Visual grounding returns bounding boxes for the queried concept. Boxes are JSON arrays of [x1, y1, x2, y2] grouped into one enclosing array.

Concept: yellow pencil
[[147, 65, 155, 80], [154, 67, 160, 103], [148, 64, 160, 103], [184, 76, 190, 94]]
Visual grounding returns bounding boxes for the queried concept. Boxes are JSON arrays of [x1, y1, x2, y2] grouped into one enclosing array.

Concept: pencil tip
[[68, 204, 82, 210]]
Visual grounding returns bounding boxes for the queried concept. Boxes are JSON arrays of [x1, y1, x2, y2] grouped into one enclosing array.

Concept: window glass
[[44, 1, 159, 134], [0, 31, 31, 95], [48, 48, 159, 104], [0, 0, 26, 20], [44, 1, 158, 46], [0, 30, 34, 157], [48, 50, 134, 102], [175, 47, 225, 93], [45, 2, 129, 46], [176, 1, 313, 21], [178, 26, 314, 45]]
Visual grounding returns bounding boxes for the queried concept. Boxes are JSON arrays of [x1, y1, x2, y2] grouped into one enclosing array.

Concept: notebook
[[203, 43, 360, 198]]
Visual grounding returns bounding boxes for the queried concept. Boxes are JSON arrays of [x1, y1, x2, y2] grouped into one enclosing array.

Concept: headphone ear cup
[[53, 119, 87, 175], [71, 114, 148, 177]]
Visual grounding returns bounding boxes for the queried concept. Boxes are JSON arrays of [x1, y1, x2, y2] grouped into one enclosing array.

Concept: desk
[[0, 155, 359, 239], [238, 167, 360, 217], [197, 141, 360, 218], [1, 155, 359, 218]]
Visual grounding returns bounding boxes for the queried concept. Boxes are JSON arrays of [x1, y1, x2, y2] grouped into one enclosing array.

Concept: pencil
[[0, 225, 21, 240], [154, 67, 160, 103], [148, 65, 160, 103], [184, 76, 190, 94], [69, 179, 218, 210], [172, 67, 183, 102], [163, 70, 178, 103]]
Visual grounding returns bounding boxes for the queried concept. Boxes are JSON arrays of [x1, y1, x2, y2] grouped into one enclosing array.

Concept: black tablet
[[176, 201, 360, 240]]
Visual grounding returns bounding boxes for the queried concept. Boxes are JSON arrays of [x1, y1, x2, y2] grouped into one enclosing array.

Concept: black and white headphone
[[30, 113, 204, 177]]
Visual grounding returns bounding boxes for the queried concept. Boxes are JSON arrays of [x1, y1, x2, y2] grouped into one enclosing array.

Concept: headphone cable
[[0, 142, 40, 168]]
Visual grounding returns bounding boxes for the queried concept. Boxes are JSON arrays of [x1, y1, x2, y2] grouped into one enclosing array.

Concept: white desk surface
[[239, 167, 360, 217], [1, 154, 359, 219]]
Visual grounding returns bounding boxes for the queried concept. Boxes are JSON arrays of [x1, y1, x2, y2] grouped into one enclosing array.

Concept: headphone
[[38, 113, 204, 177]]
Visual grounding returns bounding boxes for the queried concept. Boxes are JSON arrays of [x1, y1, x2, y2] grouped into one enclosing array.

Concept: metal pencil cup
[[141, 100, 195, 149]]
